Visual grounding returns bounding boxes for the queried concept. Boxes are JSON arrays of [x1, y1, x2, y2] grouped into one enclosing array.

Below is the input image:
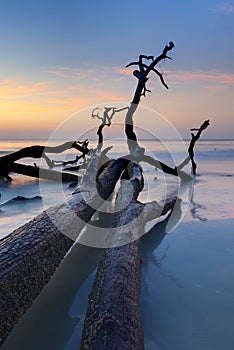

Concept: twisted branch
[[126, 42, 174, 103]]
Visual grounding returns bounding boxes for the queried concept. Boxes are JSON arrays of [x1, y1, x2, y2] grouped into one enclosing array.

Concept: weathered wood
[[0, 141, 89, 181], [10, 162, 80, 182], [177, 120, 210, 175], [80, 240, 144, 350], [189, 120, 210, 174], [122, 42, 185, 179], [80, 43, 179, 348], [0, 155, 129, 346], [0, 42, 207, 350], [126, 42, 174, 105], [80, 162, 177, 350], [80, 162, 145, 350]]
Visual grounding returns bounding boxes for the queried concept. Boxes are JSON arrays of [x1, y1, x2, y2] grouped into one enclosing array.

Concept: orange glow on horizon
[[0, 66, 234, 139]]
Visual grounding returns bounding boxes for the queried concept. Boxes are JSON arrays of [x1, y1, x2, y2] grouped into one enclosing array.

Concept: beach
[[1, 139, 234, 349]]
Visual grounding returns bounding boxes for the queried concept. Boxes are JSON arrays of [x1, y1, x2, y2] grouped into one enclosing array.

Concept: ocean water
[[1, 139, 234, 349]]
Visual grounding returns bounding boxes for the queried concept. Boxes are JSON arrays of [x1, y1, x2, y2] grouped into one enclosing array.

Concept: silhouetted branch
[[152, 68, 169, 89], [126, 41, 174, 103], [0, 141, 89, 181], [92, 106, 128, 127], [177, 120, 210, 175], [189, 120, 210, 174], [10, 163, 80, 182], [92, 106, 129, 148], [124, 42, 174, 158], [49, 140, 89, 168]]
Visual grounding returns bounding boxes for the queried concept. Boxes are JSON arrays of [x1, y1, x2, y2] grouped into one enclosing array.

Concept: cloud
[[46, 66, 96, 79], [114, 67, 133, 76], [168, 70, 234, 85], [0, 79, 21, 85], [0, 79, 53, 99], [0, 75, 129, 121], [114, 66, 234, 86], [210, 2, 234, 13], [46, 64, 135, 82]]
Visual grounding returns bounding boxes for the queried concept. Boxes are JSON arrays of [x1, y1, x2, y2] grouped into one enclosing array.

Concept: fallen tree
[[0, 41, 210, 348], [79, 43, 176, 350], [10, 162, 80, 182], [0, 140, 89, 181], [0, 154, 134, 345], [79, 42, 210, 350], [80, 161, 177, 350]]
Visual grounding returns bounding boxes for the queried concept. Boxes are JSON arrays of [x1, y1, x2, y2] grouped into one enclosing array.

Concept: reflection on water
[[141, 218, 234, 350], [190, 195, 207, 221]]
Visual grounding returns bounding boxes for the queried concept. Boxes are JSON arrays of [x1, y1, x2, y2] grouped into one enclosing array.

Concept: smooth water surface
[[1, 139, 234, 349]]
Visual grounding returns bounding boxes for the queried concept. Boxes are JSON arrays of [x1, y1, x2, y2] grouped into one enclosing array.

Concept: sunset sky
[[0, 0, 234, 139]]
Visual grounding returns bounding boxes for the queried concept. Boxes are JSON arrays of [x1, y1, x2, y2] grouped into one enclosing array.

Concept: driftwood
[[80, 42, 208, 349], [0, 42, 210, 348], [80, 162, 177, 349], [80, 162, 145, 350], [0, 141, 89, 181], [125, 42, 174, 156], [189, 120, 210, 174], [80, 42, 178, 349], [177, 120, 210, 175], [122, 42, 192, 181], [10, 162, 80, 182], [0, 152, 130, 345]]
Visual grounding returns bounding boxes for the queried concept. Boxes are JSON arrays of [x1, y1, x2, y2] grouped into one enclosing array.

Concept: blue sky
[[0, 0, 234, 138]]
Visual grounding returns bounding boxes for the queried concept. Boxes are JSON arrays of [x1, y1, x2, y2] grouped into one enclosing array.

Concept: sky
[[0, 0, 234, 139]]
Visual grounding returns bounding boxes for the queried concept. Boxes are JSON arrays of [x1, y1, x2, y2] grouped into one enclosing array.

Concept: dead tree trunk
[[125, 43, 174, 155], [0, 42, 208, 349], [0, 153, 130, 346], [80, 162, 145, 350], [80, 161, 177, 350], [80, 43, 180, 349], [122, 43, 190, 180]]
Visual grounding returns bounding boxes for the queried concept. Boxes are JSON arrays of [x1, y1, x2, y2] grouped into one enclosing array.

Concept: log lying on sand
[[10, 162, 80, 182], [0, 154, 129, 346], [80, 162, 177, 350]]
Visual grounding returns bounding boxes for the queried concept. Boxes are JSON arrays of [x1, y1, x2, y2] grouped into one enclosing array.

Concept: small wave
[[200, 171, 233, 178], [0, 195, 42, 207]]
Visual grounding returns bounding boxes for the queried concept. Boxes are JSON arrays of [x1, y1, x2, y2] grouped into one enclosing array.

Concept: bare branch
[[152, 68, 169, 89], [126, 41, 174, 104], [177, 120, 210, 174], [92, 106, 129, 148], [188, 120, 210, 174], [126, 55, 154, 69]]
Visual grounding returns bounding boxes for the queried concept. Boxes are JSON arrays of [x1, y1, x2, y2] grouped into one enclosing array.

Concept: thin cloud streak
[[114, 66, 234, 85], [210, 2, 234, 13], [0, 79, 53, 99], [168, 70, 234, 84], [46, 64, 134, 80], [46, 66, 95, 79], [0, 75, 129, 116]]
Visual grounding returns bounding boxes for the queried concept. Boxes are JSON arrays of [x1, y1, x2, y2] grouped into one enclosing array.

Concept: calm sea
[[1, 139, 234, 350]]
